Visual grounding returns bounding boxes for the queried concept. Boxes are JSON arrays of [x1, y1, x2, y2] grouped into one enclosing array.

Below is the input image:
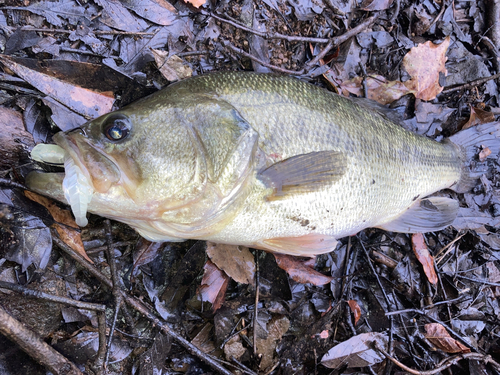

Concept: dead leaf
[[255, 316, 290, 370], [462, 106, 495, 130], [348, 300, 362, 325], [183, 0, 206, 8], [0, 56, 115, 119], [198, 260, 230, 311], [359, 0, 393, 11], [403, 36, 450, 101], [273, 253, 333, 285], [25, 191, 93, 264], [132, 239, 166, 276], [321, 332, 388, 368], [206, 242, 255, 284], [152, 50, 193, 82], [412, 233, 437, 285], [479, 146, 492, 162], [191, 323, 216, 354], [424, 323, 471, 353], [341, 74, 414, 105]]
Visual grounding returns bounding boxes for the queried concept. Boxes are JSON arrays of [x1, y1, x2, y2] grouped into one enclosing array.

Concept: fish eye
[[103, 115, 131, 142]]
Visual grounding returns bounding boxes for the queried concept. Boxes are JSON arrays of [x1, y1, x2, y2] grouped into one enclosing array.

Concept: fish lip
[[53, 130, 95, 189]]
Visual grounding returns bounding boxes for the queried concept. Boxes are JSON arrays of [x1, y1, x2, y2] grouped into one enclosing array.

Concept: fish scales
[[27, 72, 498, 255]]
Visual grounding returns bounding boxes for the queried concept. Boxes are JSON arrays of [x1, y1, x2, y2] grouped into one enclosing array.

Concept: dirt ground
[[1, 0, 500, 374]]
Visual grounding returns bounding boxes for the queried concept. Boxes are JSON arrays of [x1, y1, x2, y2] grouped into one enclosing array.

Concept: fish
[[26, 71, 500, 256]]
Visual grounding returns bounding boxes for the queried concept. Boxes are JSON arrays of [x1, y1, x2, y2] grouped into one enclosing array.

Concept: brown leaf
[[206, 242, 255, 284], [359, 0, 393, 11], [348, 300, 362, 325], [152, 51, 193, 82], [412, 233, 437, 285], [183, 0, 205, 8], [479, 146, 492, 162], [424, 323, 471, 353], [403, 36, 450, 101], [462, 106, 495, 130], [25, 191, 93, 264], [0, 55, 114, 119], [341, 75, 413, 105], [273, 254, 333, 285], [198, 260, 230, 311]]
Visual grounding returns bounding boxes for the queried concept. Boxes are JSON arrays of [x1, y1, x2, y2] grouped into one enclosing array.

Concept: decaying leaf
[[121, 0, 178, 26], [152, 51, 193, 82], [255, 316, 290, 370], [132, 239, 167, 275], [183, 0, 206, 8], [347, 300, 362, 325], [479, 146, 492, 162], [359, 0, 393, 11], [403, 36, 450, 101], [273, 253, 333, 285], [412, 233, 437, 285], [341, 74, 413, 105], [206, 242, 255, 284], [424, 323, 471, 353], [321, 332, 388, 368], [198, 260, 230, 311], [25, 191, 93, 264], [191, 323, 216, 354], [0, 56, 115, 119], [462, 106, 495, 130]]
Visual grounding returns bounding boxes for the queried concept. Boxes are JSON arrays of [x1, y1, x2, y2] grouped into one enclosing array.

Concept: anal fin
[[377, 197, 459, 233], [257, 233, 339, 256]]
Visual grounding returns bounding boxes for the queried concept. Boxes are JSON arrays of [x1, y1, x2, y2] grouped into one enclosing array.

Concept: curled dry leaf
[[462, 106, 495, 130], [347, 300, 362, 325], [273, 253, 333, 285], [198, 260, 230, 311], [321, 332, 388, 368], [206, 242, 255, 284], [403, 36, 450, 101], [341, 75, 413, 105], [424, 323, 471, 353], [412, 233, 437, 285], [25, 191, 93, 264]]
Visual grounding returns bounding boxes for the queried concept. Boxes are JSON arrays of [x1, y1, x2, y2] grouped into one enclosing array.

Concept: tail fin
[[448, 122, 500, 193]]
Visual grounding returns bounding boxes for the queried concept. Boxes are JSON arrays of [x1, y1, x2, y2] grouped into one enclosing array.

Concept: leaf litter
[[1, 0, 500, 374]]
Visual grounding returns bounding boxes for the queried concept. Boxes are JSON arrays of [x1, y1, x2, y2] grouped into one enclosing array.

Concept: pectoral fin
[[257, 233, 339, 256], [377, 197, 459, 233], [259, 151, 346, 201]]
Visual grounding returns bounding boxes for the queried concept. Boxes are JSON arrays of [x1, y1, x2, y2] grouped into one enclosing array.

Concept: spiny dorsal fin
[[258, 150, 346, 201]]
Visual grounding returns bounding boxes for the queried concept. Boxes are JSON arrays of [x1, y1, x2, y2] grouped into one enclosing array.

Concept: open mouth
[[30, 139, 95, 227]]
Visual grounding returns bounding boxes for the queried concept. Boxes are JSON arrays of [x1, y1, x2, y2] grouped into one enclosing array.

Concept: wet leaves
[[198, 260, 230, 311], [152, 51, 193, 82], [321, 332, 388, 368], [424, 323, 471, 354]]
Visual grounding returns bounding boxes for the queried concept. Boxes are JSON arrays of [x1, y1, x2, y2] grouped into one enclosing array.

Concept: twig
[[10, 25, 156, 36], [0, 177, 29, 190], [52, 236, 234, 375], [0, 281, 105, 312], [441, 73, 500, 94], [252, 251, 260, 357], [0, 305, 83, 375], [306, 14, 380, 68], [375, 342, 500, 374], [222, 41, 304, 75]]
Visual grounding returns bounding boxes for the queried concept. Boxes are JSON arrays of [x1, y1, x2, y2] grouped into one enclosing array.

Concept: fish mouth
[[27, 129, 122, 227]]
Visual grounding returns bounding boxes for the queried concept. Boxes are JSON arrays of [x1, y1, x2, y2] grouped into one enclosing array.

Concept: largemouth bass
[[27, 72, 500, 255]]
